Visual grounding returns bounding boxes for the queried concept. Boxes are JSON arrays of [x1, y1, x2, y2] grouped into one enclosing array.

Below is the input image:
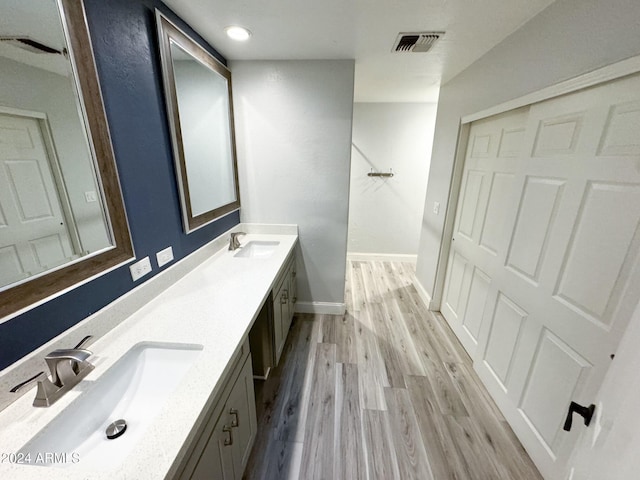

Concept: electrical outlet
[[84, 191, 98, 203], [156, 246, 174, 268], [433, 201, 440, 215], [129, 256, 152, 281]]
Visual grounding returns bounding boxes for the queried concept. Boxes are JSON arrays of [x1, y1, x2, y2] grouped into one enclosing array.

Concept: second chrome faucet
[[229, 232, 246, 251]]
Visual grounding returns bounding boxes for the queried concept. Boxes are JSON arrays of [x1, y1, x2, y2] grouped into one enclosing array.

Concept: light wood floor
[[243, 260, 542, 480]]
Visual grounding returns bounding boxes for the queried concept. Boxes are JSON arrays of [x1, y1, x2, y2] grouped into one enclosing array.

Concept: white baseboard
[[413, 279, 435, 311], [347, 253, 417, 264], [295, 301, 346, 315]]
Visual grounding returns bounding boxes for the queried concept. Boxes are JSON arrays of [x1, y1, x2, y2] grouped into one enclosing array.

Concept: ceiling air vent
[[392, 32, 444, 53], [0, 37, 63, 55]]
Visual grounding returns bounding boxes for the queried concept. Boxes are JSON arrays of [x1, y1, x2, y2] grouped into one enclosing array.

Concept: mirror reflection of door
[[0, 111, 80, 285]]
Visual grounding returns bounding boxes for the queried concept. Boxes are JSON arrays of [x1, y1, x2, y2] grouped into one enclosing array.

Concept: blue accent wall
[[0, 0, 239, 370]]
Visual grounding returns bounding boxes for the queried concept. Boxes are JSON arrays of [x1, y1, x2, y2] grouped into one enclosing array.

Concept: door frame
[[432, 54, 640, 312], [0, 105, 83, 256]]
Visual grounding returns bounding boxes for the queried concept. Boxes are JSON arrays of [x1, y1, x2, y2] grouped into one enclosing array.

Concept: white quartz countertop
[[0, 232, 298, 479]]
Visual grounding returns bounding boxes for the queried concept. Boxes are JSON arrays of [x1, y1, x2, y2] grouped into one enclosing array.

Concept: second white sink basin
[[19, 342, 202, 469], [234, 240, 279, 258]]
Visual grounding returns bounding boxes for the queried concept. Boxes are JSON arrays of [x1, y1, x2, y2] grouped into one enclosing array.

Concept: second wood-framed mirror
[[156, 11, 241, 233]]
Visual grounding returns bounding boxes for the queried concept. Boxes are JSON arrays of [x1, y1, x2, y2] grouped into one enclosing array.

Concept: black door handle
[[563, 401, 596, 432]]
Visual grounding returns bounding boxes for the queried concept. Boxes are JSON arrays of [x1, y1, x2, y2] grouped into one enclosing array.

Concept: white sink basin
[[19, 342, 202, 469], [234, 240, 280, 258]]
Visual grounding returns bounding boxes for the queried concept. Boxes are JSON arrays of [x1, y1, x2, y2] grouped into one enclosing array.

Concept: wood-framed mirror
[[156, 11, 241, 233], [0, 0, 134, 319]]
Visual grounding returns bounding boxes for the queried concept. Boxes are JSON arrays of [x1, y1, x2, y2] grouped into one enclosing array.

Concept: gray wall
[[348, 102, 436, 257], [416, 0, 640, 300], [231, 60, 355, 310]]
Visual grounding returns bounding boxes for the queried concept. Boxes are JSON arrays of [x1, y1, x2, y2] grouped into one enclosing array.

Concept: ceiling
[[0, 0, 68, 76], [163, 0, 556, 103]]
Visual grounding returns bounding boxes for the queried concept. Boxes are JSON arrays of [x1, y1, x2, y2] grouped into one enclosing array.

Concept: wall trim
[[413, 278, 434, 311], [431, 122, 470, 312], [295, 301, 346, 315], [347, 253, 417, 264], [462, 53, 640, 124]]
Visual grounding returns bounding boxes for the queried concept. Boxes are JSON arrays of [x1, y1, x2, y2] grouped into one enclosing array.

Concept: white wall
[[415, 0, 640, 302], [347, 103, 436, 258], [569, 298, 640, 479], [0, 56, 110, 253], [231, 60, 355, 312]]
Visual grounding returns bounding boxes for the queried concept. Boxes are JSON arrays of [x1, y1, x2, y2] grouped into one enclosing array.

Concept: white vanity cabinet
[[176, 339, 257, 480], [249, 250, 298, 378], [273, 252, 297, 364]]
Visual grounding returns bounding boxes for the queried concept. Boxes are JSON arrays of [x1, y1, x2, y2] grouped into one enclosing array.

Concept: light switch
[[130, 257, 152, 281], [433, 201, 440, 215], [84, 191, 98, 203], [156, 246, 174, 268]]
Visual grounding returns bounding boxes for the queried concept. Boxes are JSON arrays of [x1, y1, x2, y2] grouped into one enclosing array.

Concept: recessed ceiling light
[[225, 26, 252, 42]]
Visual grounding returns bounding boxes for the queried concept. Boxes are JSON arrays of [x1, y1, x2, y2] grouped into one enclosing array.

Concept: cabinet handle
[[223, 425, 233, 446], [292, 296, 297, 304], [230, 408, 239, 428], [292, 270, 296, 278], [281, 290, 288, 304]]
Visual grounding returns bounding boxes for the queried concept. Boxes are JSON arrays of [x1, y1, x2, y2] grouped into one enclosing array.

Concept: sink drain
[[106, 419, 127, 440]]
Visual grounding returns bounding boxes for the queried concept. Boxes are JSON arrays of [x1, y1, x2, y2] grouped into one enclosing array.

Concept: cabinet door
[[283, 261, 296, 335], [190, 410, 235, 480], [227, 356, 258, 476], [290, 259, 297, 311], [273, 283, 287, 364]]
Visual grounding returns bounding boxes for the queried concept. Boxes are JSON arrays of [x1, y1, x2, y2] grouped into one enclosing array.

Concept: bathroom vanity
[[0, 226, 298, 480]]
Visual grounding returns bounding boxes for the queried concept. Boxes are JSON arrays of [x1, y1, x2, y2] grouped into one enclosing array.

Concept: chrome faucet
[[229, 232, 246, 251], [10, 335, 96, 407]]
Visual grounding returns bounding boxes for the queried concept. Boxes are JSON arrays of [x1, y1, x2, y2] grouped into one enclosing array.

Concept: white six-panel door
[[0, 113, 76, 287], [441, 73, 640, 479]]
